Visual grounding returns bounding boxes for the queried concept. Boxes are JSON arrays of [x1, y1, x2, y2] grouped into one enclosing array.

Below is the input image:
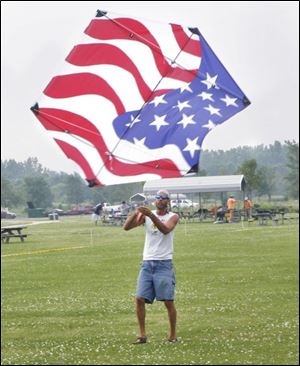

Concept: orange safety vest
[[244, 200, 252, 209], [227, 198, 236, 209]]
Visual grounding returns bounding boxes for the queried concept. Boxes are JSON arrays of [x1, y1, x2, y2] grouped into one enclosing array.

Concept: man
[[123, 189, 179, 344], [226, 195, 236, 223], [92, 202, 103, 225], [213, 206, 226, 224], [243, 197, 253, 220], [120, 201, 130, 216]]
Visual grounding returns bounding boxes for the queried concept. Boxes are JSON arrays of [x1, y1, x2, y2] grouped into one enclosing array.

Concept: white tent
[[129, 193, 147, 203], [143, 175, 246, 194]]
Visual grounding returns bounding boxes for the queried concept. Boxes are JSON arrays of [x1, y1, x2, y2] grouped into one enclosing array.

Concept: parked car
[[64, 206, 94, 216], [170, 199, 198, 209], [102, 202, 123, 213], [1, 210, 16, 219], [44, 208, 65, 216]]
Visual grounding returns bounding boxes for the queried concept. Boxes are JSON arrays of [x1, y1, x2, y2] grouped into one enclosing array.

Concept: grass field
[[1, 216, 299, 365]]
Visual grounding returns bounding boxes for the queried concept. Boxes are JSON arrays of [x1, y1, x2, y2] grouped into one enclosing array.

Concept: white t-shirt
[[143, 211, 177, 260]]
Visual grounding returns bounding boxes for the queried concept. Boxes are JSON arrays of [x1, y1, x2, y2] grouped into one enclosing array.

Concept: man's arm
[[137, 207, 179, 235], [123, 210, 145, 231]]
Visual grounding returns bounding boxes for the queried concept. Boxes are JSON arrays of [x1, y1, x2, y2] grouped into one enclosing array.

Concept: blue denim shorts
[[136, 260, 176, 304]]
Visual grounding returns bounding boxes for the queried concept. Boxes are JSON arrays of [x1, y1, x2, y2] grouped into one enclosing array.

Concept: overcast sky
[[1, 1, 299, 174]]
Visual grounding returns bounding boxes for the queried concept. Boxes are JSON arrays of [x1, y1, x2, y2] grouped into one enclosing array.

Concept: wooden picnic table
[[1, 225, 28, 243], [252, 212, 275, 225]]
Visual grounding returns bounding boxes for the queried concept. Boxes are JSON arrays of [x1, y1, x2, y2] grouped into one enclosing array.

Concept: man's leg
[[164, 300, 177, 340], [135, 297, 146, 337]]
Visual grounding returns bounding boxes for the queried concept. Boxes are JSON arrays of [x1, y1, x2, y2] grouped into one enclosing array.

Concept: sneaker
[[167, 338, 178, 343], [132, 336, 147, 345]]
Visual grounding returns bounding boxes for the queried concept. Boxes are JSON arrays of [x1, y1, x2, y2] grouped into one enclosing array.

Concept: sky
[[1, 1, 299, 174]]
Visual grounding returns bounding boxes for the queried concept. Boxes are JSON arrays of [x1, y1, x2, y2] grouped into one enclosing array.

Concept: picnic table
[[254, 212, 272, 225], [252, 211, 277, 225], [1, 225, 28, 243]]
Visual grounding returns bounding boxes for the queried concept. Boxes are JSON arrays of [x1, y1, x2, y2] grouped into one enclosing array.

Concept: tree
[[255, 166, 276, 200], [64, 174, 86, 204], [284, 140, 299, 199], [1, 159, 23, 181], [1, 177, 23, 207], [1, 157, 49, 181], [197, 168, 207, 177], [23, 176, 53, 208], [236, 159, 261, 197], [23, 157, 48, 176]]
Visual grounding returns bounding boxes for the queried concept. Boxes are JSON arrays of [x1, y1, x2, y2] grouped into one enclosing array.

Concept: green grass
[[1, 217, 299, 365]]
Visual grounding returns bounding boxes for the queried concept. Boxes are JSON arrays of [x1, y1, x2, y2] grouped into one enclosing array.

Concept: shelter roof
[[143, 175, 245, 194]]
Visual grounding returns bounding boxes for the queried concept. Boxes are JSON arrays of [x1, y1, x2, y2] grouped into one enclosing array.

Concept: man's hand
[[137, 206, 153, 217], [123, 209, 145, 230], [137, 206, 179, 235]]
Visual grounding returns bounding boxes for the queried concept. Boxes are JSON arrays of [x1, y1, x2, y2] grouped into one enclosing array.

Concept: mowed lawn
[[1, 216, 299, 365]]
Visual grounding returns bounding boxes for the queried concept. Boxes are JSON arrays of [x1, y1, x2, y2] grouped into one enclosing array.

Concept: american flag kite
[[31, 10, 250, 187]]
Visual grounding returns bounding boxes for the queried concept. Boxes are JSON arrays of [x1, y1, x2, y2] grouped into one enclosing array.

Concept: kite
[[31, 10, 250, 187]]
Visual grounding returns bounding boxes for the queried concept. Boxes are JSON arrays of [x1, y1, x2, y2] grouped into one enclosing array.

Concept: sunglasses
[[155, 195, 169, 200]]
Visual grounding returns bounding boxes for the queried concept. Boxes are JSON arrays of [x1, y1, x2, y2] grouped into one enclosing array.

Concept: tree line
[[1, 140, 298, 210]]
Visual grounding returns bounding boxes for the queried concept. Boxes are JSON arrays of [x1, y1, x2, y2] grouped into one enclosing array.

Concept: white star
[[175, 100, 192, 111], [125, 114, 141, 127], [177, 114, 196, 129], [133, 137, 146, 147], [220, 94, 238, 107], [204, 104, 222, 116], [149, 115, 169, 131], [202, 120, 216, 130], [151, 94, 168, 107], [183, 137, 201, 158], [198, 91, 214, 101], [201, 72, 219, 90], [180, 84, 193, 93]]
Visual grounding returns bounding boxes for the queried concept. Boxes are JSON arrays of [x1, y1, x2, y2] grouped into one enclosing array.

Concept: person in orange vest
[[243, 197, 253, 220], [227, 195, 236, 223]]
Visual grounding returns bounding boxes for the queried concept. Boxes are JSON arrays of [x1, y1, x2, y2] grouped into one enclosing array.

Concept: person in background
[[92, 202, 103, 225], [123, 189, 179, 345], [214, 206, 227, 223], [226, 195, 236, 223], [244, 197, 253, 220], [120, 201, 130, 216]]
